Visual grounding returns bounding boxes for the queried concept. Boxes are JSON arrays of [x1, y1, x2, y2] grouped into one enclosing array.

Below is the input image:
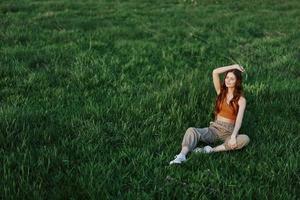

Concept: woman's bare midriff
[[216, 115, 235, 124]]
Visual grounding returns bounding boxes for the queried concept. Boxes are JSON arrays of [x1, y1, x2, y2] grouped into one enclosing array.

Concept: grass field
[[1, 0, 299, 199]]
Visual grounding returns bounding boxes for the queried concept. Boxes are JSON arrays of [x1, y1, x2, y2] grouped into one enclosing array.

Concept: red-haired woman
[[170, 64, 250, 165]]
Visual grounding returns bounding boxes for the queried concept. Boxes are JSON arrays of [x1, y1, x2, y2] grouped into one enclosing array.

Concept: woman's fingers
[[229, 142, 237, 149], [238, 65, 245, 72], [233, 64, 245, 72]]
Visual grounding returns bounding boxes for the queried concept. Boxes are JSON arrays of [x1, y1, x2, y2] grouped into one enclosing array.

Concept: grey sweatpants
[[181, 120, 250, 151]]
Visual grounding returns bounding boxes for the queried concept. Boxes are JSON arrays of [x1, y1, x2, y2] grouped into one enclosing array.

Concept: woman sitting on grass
[[170, 64, 250, 165]]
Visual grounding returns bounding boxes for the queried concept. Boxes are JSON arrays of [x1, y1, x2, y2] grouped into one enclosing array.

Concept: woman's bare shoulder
[[238, 96, 246, 105]]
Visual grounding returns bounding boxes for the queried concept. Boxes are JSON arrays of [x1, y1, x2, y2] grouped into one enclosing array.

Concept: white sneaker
[[193, 145, 214, 154], [169, 154, 186, 165]]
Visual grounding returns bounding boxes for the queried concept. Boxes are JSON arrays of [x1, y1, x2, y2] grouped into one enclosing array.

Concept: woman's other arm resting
[[231, 97, 246, 138]]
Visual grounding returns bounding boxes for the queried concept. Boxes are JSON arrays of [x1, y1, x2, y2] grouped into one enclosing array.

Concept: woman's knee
[[184, 127, 196, 136], [182, 127, 197, 150], [224, 134, 250, 150], [236, 134, 250, 149]]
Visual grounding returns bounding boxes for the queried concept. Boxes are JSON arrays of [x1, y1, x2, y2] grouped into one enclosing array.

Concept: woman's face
[[225, 72, 237, 88]]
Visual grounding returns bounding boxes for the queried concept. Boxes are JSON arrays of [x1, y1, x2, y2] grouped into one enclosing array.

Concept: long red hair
[[214, 69, 244, 118]]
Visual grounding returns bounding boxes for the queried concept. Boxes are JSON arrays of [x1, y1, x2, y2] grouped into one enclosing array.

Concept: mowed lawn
[[1, 0, 299, 199]]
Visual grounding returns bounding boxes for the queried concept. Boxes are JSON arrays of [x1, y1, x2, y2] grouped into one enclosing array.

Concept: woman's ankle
[[212, 144, 226, 152], [180, 146, 189, 156]]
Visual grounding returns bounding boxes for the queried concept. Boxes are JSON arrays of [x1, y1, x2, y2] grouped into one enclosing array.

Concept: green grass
[[1, 0, 299, 199]]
